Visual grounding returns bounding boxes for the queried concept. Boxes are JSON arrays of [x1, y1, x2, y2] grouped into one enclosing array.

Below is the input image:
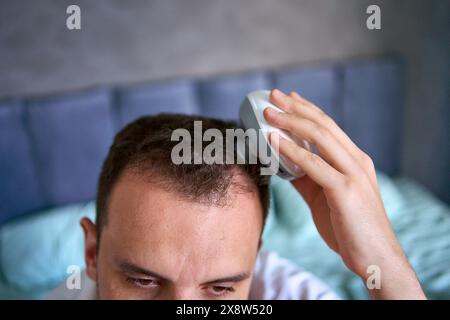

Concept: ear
[[80, 217, 98, 282]]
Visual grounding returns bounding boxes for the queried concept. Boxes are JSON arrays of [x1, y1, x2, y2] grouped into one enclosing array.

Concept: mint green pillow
[[0, 202, 95, 299]]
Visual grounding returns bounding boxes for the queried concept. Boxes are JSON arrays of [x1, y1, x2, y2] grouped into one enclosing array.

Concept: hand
[[264, 89, 426, 299]]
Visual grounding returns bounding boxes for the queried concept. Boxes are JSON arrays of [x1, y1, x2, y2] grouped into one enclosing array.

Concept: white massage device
[[239, 90, 310, 180]]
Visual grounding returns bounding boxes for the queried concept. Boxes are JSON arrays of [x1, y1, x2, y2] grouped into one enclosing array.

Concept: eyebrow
[[114, 259, 250, 284], [115, 260, 170, 281], [202, 272, 250, 285]]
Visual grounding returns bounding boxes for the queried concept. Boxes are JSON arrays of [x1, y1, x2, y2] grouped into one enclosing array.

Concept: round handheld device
[[239, 90, 309, 180]]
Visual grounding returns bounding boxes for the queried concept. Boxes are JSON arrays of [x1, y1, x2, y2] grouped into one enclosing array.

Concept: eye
[[126, 277, 160, 289], [206, 285, 235, 297]]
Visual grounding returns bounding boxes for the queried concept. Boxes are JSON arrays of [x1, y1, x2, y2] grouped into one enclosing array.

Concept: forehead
[[101, 171, 263, 278]]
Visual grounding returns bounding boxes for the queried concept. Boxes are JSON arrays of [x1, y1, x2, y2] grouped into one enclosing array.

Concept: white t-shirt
[[47, 250, 339, 300]]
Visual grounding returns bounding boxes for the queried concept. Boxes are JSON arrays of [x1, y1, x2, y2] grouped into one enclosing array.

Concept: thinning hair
[[95, 113, 270, 244]]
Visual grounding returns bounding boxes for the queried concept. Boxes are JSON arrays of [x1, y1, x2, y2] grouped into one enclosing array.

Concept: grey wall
[[0, 0, 448, 202]]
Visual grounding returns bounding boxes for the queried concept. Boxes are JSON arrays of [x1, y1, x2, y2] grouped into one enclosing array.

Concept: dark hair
[[96, 113, 270, 243]]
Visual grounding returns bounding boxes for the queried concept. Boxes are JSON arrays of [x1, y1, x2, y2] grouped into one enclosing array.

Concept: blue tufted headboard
[[0, 57, 404, 224]]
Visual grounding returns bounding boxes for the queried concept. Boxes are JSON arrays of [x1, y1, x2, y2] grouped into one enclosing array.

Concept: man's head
[[81, 114, 270, 299]]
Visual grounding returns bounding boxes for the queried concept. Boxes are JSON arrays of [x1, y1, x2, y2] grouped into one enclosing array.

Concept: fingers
[[269, 131, 344, 190], [264, 107, 360, 176], [270, 89, 368, 168], [272, 89, 323, 116]]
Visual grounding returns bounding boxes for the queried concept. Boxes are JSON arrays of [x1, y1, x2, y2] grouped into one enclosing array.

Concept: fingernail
[[264, 107, 278, 119], [272, 89, 285, 98], [269, 131, 280, 146]]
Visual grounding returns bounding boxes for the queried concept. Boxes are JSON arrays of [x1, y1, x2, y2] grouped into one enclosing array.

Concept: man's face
[[82, 171, 264, 299]]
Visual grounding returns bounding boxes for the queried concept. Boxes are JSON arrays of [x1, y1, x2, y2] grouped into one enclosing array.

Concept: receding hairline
[[97, 163, 263, 231]]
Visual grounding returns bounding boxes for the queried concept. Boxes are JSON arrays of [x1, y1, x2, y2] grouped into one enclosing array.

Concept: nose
[[158, 286, 199, 300]]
